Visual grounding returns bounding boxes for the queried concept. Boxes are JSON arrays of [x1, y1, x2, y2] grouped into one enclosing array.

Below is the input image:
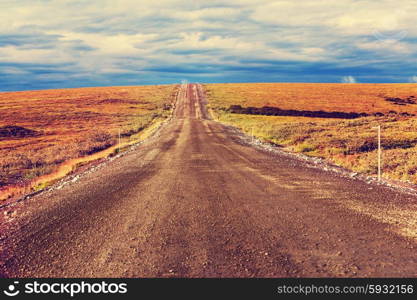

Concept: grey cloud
[[0, 0, 416, 91]]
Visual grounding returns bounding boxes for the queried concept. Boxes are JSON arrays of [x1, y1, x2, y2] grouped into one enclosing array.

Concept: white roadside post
[[372, 125, 382, 181]]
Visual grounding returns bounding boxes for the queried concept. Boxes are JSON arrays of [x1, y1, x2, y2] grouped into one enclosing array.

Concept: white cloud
[[251, 0, 417, 37], [356, 40, 411, 54], [341, 76, 357, 83], [409, 76, 417, 83], [171, 7, 241, 21], [0, 67, 30, 75], [175, 32, 253, 50], [56, 32, 158, 55], [0, 46, 72, 64], [0, 0, 416, 89]]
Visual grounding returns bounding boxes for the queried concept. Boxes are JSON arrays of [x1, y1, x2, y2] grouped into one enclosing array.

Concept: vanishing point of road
[[1, 84, 416, 277]]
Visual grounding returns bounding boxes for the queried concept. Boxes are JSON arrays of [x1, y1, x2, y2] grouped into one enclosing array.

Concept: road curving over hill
[[1, 83, 416, 277]]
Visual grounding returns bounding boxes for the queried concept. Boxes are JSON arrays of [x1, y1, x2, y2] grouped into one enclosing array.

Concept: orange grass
[[0, 85, 177, 201], [205, 83, 417, 184], [205, 83, 417, 114]]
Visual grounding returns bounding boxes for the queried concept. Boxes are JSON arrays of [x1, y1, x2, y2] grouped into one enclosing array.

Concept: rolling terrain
[[0, 84, 416, 277], [0, 85, 177, 201], [205, 83, 417, 184]]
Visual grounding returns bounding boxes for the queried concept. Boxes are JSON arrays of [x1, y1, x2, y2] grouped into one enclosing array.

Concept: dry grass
[[205, 83, 417, 114], [204, 83, 417, 184], [0, 85, 177, 200]]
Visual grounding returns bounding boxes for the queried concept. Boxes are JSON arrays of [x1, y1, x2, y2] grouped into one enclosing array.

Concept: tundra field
[[0, 85, 177, 201], [2, 83, 416, 278], [2, 82, 417, 203], [204, 83, 417, 185]]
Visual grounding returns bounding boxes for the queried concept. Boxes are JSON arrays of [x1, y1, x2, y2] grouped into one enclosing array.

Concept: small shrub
[[295, 143, 316, 153]]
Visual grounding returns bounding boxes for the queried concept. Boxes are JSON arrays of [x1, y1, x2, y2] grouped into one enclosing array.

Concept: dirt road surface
[[1, 84, 416, 277]]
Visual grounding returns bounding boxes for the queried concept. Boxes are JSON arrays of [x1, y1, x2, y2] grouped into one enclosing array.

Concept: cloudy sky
[[1, 0, 417, 91]]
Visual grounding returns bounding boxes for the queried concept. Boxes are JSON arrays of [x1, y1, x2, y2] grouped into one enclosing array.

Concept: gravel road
[[0, 84, 416, 277]]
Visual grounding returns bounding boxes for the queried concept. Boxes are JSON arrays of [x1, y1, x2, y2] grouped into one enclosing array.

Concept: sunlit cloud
[[341, 76, 357, 83], [0, 0, 416, 90], [409, 76, 417, 83]]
